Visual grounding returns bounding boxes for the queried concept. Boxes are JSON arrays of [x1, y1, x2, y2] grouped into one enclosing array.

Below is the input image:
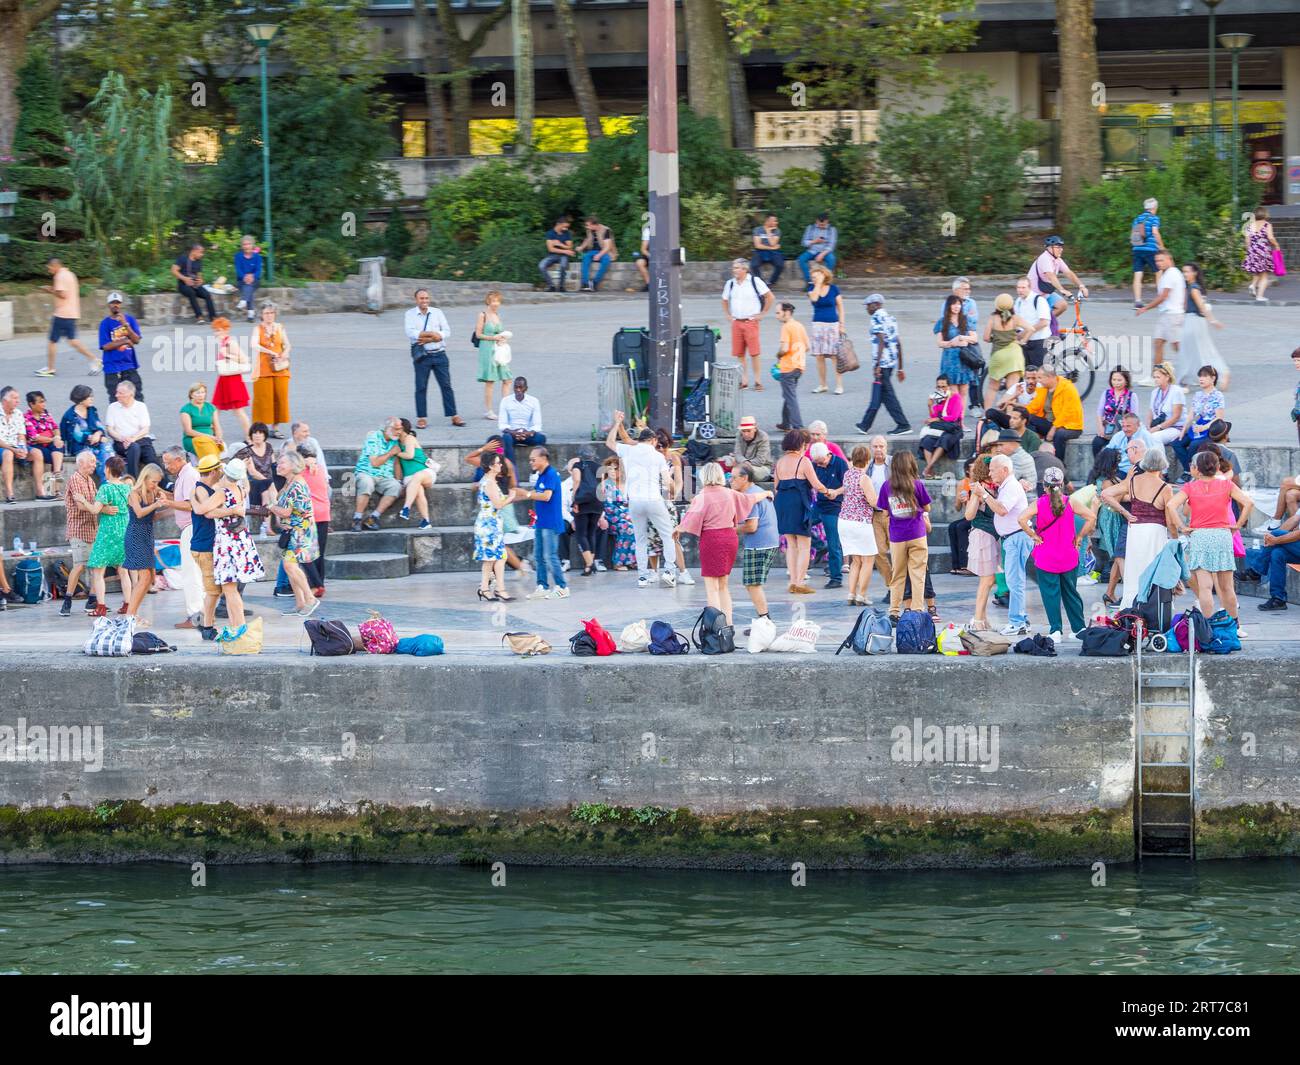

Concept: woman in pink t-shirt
[[1018, 466, 1095, 640], [674, 462, 768, 624], [1168, 450, 1253, 622], [918, 375, 965, 477]]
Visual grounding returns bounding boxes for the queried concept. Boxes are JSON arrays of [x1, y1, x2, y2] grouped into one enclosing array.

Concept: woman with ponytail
[[1019, 465, 1095, 641]]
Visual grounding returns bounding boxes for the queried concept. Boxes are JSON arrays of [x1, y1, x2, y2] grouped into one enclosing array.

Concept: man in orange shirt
[[774, 302, 808, 431], [39, 257, 99, 377], [1024, 365, 1083, 460]]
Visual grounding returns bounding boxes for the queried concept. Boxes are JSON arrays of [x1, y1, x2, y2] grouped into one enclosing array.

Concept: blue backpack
[[13, 557, 46, 604], [1202, 610, 1240, 655], [648, 620, 689, 655], [895, 609, 936, 654], [837, 608, 894, 656]]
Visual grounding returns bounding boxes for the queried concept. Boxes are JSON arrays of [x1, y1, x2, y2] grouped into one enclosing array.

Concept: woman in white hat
[[208, 456, 265, 636]]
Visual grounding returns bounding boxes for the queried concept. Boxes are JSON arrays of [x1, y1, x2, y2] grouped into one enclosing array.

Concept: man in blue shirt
[[1104, 413, 1156, 475], [98, 292, 145, 402], [811, 441, 848, 589], [519, 446, 569, 599], [797, 213, 837, 283], [235, 235, 263, 323], [1130, 197, 1165, 309], [538, 217, 574, 291]]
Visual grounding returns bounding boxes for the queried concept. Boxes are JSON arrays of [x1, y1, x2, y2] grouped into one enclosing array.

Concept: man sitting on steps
[[351, 417, 403, 532]]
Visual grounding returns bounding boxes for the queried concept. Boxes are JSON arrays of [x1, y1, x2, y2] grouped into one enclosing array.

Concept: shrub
[[681, 191, 751, 260], [765, 168, 880, 259], [426, 160, 545, 244], [385, 205, 413, 261], [292, 237, 354, 281]]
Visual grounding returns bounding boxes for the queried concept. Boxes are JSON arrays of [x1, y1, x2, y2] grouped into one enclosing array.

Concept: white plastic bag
[[746, 615, 778, 654], [767, 619, 820, 653]]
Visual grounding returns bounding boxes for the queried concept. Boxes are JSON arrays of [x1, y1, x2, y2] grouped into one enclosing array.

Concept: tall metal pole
[[647, 0, 682, 432], [1207, 4, 1216, 142], [258, 41, 276, 283], [1230, 46, 1240, 214]]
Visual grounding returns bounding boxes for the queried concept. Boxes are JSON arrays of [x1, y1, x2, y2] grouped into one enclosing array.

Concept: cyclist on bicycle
[[1028, 236, 1090, 326]]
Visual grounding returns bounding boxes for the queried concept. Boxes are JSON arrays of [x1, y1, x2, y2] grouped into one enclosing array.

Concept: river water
[[2, 859, 1298, 975]]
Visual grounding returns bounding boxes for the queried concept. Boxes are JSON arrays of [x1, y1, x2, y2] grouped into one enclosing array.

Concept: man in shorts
[[721, 258, 773, 389], [60, 450, 100, 615], [733, 463, 779, 620], [351, 417, 403, 531], [39, 257, 100, 377]]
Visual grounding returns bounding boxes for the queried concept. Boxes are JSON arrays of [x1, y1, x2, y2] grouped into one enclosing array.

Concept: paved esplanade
[[2, 290, 1295, 448]]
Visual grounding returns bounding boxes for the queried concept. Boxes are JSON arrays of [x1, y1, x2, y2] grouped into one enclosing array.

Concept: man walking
[[98, 292, 145, 402], [520, 446, 569, 599], [171, 243, 216, 323], [539, 217, 574, 291], [856, 294, 910, 437], [733, 462, 778, 621], [404, 288, 464, 430], [606, 410, 677, 588], [797, 212, 837, 283], [498, 376, 545, 466], [774, 302, 808, 431], [750, 214, 783, 285], [1130, 198, 1165, 308], [1135, 249, 1185, 384], [811, 440, 848, 589], [60, 450, 100, 616], [722, 258, 772, 389], [38, 257, 99, 377]]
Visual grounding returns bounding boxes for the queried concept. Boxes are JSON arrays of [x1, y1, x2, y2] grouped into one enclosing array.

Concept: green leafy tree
[[0, 49, 96, 280], [385, 205, 413, 262], [722, 0, 977, 109], [0, 0, 64, 155]]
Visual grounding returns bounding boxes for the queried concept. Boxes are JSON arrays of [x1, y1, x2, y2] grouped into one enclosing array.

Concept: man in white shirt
[[721, 258, 773, 390], [403, 288, 464, 431], [605, 410, 677, 588], [162, 445, 204, 628], [1012, 276, 1051, 370], [1135, 249, 1185, 384], [974, 454, 1032, 635], [104, 379, 158, 476], [497, 376, 545, 466]]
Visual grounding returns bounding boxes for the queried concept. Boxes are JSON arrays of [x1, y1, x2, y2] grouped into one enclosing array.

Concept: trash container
[[709, 358, 742, 438], [597, 365, 633, 435]]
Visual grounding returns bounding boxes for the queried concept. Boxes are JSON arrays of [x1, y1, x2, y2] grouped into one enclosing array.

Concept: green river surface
[[2, 859, 1298, 975]]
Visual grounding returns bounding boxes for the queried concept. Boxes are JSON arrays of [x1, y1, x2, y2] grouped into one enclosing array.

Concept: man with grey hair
[[103, 378, 157, 475], [161, 445, 204, 628], [352, 416, 404, 531], [1130, 196, 1164, 308], [722, 257, 772, 389], [975, 453, 1032, 635], [60, 449, 100, 616], [290, 421, 326, 467]]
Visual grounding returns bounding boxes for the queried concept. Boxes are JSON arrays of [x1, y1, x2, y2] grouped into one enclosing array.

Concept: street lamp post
[[1202, 0, 1221, 141], [1218, 32, 1253, 215], [247, 23, 279, 283]]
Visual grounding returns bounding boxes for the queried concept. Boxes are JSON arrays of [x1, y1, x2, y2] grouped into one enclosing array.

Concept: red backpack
[[582, 618, 619, 656]]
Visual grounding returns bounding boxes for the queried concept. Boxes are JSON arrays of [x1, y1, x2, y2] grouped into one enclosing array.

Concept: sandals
[[494, 590, 515, 602]]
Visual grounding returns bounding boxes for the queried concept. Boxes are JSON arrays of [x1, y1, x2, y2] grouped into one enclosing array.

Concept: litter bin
[[597, 365, 632, 435], [709, 358, 742, 438]]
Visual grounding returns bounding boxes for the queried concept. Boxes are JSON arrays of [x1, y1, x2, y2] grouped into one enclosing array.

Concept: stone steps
[[324, 551, 411, 581]]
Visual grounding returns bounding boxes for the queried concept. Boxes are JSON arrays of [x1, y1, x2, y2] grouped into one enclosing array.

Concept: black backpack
[[1013, 634, 1057, 657], [131, 631, 176, 655], [691, 607, 735, 655], [569, 631, 598, 656], [1079, 625, 1133, 657], [305, 618, 356, 656], [1128, 582, 1174, 637]]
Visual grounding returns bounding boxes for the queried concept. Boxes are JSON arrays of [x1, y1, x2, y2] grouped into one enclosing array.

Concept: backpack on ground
[[894, 609, 936, 654], [84, 615, 136, 657], [395, 634, 444, 656], [1203, 609, 1241, 654], [359, 610, 399, 654], [582, 618, 618, 656], [218, 616, 263, 655], [131, 631, 176, 655], [1166, 607, 1213, 653], [959, 629, 1014, 657], [13, 557, 47, 604], [747, 615, 778, 654], [648, 619, 689, 655], [1014, 633, 1057, 657], [618, 619, 651, 653], [768, 619, 820, 653], [691, 606, 735, 655], [305, 618, 355, 656], [569, 630, 599, 656], [1079, 624, 1133, 656], [837, 608, 894, 656], [503, 631, 551, 656]]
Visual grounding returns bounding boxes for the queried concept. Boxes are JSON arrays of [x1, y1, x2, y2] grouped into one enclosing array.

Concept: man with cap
[[726, 416, 771, 481], [856, 294, 910, 437], [721, 258, 773, 390], [187, 451, 225, 640], [98, 292, 145, 403], [162, 444, 205, 628]]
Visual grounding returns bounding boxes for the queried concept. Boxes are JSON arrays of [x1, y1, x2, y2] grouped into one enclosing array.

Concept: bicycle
[[1045, 293, 1108, 402]]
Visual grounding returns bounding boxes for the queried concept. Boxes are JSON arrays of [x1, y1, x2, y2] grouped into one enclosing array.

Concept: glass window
[[402, 120, 427, 158]]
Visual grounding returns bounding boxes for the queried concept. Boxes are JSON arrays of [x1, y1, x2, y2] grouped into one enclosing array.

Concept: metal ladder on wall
[[1135, 624, 1197, 859]]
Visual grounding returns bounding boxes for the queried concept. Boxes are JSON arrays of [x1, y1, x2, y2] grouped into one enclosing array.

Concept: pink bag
[[358, 610, 398, 654], [1273, 248, 1286, 277]]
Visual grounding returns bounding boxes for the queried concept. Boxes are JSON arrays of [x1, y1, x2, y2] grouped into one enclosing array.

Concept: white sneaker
[[1047, 630, 1064, 643], [833, 387, 844, 395], [637, 575, 654, 588], [526, 586, 549, 600], [519, 558, 533, 573], [1078, 573, 1099, 585], [999, 623, 1029, 636], [812, 385, 828, 394], [549, 587, 570, 599], [1236, 626, 1248, 640], [660, 572, 677, 588], [675, 570, 695, 586], [594, 560, 607, 572], [236, 298, 246, 310]]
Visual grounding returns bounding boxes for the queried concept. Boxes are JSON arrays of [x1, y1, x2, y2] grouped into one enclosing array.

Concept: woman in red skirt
[[674, 461, 771, 625], [211, 317, 253, 440]]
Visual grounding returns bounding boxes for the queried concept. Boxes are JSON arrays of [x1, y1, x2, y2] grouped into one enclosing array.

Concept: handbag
[[958, 344, 986, 372], [835, 334, 860, 374], [217, 616, 263, 655], [84, 615, 137, 657], [503, 631, 551, 656], [1273, 248, 1286, 277], [359, 610, 399, 654]]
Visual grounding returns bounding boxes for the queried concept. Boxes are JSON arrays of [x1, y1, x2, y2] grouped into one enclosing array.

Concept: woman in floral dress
[[473, 451, 515, 600], [210, 457, 265, 635], [598, 456, 635, 570], [267, 450, 319, 617]]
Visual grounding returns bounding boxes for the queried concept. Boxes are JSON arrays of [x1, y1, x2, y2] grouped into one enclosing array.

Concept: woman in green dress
[[474, 289, 513, 421], [981, 293, 1029, 411], [86, 454, 134, 614]]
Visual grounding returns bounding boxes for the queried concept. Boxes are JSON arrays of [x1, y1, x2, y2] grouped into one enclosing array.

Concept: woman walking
[[1104, 447, 1175, 610], [599, 456, 635, 570], [1091, 368, 1138, 457], [85, 455, 132, 615], [179, 382, 225, 462], [773, 429, 838, 594], [963, 455, 1000, 631], [673, 462, 764, 625], [250, 303, 292, 439], [211, 317, 253, 441], [934, 294, 979, 416], [981, 293, 1027, 411], [267, 450, 319, 617], [210, 457, 265, 636], [876, 451, 933, 620], [1019, 466, 1094, 641], [475, 290, 513, 420], [1242, 206, 1281, 302], [1176, 262, 1228, 389], [1168, 450, 1254, 623], [121, 463, 172, 624], [918, 374, 964, 477], [474, 451, 516, 600], [838, 445, 879, 606], [805, 264, 845, 395], [395, 418, 437, 529]]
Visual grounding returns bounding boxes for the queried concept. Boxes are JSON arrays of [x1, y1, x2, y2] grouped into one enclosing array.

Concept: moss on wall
[[1197, 803, 1300, 859]]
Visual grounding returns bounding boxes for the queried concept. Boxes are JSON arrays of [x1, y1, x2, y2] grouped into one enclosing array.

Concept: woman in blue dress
[[934, 293, 980, 416], [122, 462, 173, 623], [474, 451, 516, 601]]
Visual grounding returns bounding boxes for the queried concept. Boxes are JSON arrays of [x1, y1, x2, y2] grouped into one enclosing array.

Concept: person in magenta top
[[673, 462, 767, 625], [919, 374, 965, 477], [1168, 449, 1253, 623], [804, 421, 845, 461], [1018, 466, 1096, 640]]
